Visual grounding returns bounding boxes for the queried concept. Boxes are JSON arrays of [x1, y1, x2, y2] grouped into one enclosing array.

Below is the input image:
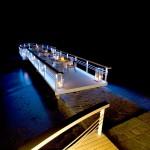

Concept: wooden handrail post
[[97, 109, 105, 135]]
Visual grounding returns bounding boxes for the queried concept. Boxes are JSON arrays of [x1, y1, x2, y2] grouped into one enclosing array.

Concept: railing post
[[86, 61, 88, 73], [56, 73, 64, 89], [28, 43, 30, 49], [104, 67, 108, 81], [38, 60, 40, 71], [32, 56, 35, 65], [55, 74, 58, 91], [74, 56, 77, 61], [97, 109, 105, 135], [28, 52, 30, 60], [44, 65, 46, 78], [59, 51, 62, 57]]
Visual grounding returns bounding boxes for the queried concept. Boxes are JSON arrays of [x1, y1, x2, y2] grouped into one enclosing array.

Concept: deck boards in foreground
[[68, 130, 118, 150]]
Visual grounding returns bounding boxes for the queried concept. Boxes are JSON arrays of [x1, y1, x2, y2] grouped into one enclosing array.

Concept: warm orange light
[[57, 81, 63, 88], [60, 56, 65, 61]]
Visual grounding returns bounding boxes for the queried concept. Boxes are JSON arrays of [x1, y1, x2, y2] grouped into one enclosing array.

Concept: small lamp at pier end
[[56, 73, 64, 88], [95, 68, 102, 81]]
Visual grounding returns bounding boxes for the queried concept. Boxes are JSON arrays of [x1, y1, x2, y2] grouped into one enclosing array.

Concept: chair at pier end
[[67, 59, 77, 72]]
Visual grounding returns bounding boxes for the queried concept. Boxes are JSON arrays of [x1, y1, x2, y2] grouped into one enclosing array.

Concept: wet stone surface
[[60, 86, 146, 130]]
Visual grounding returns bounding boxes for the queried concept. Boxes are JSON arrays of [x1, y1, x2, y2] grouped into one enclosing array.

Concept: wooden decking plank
[[68, 131, 118, 150]]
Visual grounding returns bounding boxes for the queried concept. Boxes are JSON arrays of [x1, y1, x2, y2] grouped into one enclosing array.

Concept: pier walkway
[[19, 43, 110, 95]]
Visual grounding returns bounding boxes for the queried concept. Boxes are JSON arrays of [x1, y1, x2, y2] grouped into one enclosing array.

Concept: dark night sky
[[0, 3, 149, 94]]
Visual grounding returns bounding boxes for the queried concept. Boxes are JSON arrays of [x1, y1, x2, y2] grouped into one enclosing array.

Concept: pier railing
[[21, 43, 111, 82], [19, 46, 64, 91], [56, 49, 111, 82], [19, 43, 111, 95], [27, 102, 110, 150]]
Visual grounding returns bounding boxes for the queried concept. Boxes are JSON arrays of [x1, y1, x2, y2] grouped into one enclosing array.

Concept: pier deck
[[20, 46, 108, 95], [56, 68, 107, 95], [69, 132, 118, 150]]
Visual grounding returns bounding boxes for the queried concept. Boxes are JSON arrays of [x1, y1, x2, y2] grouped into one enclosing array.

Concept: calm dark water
[[0, 61, 65, 150], [106, 83, 150, 111], [0, 9, 148, 148], [0, 31, 149, 149]]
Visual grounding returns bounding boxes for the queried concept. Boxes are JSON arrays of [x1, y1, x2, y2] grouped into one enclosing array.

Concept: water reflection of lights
[[19, 70, 31, 85], [24, 72, 29, 80]]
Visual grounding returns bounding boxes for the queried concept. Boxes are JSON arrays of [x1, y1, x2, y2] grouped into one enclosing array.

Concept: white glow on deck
[[20, 48, 107, 95]]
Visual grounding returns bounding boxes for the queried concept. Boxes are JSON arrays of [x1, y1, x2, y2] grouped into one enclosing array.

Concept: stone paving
[[59, 86, 144, 129], [107, 112, 150, 150], [58, 86, 148, 150]]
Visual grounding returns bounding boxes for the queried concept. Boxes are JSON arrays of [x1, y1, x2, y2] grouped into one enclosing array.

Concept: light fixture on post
[[55, 52, 59, 60], [51, 47, 56, 54], [95, 68, 102, 81], [56, 73, 64, 88]]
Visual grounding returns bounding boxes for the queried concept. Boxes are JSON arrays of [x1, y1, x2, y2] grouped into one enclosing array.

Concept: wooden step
[[68, 130, 118, 150]]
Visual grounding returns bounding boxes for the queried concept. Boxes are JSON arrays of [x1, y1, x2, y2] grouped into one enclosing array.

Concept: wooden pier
[[19, 43, 118, 150], [19, 43, 110, 95]]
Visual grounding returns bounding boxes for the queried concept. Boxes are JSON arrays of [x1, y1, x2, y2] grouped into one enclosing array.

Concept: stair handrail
[[30, 102, 109, 150]]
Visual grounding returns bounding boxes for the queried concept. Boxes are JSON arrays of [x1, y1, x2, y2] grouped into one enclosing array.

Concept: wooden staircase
[[68, 131, 117, 150], [19, 102, 118, 150]]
